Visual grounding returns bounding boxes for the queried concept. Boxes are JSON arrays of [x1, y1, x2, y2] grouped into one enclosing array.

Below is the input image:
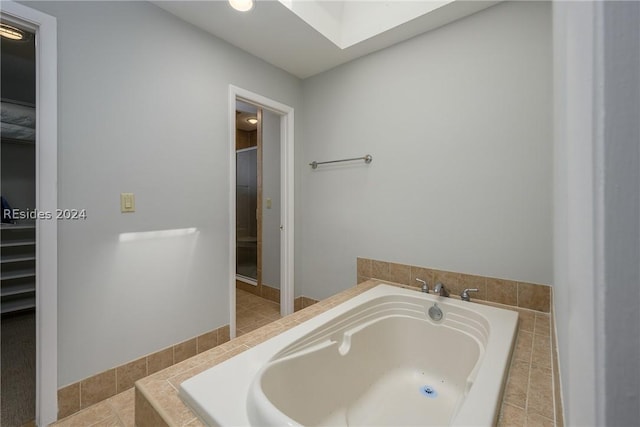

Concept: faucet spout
[[433, 282, 450, 297]]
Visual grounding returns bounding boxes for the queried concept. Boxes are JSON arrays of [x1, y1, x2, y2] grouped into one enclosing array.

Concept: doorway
[[1, 19, 37, 427], [1, 2, 58, 426], [235, 101, 285, 335], [229, 86, 294, 338]]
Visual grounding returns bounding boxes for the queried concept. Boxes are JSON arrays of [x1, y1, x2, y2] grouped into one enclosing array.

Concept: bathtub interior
[[257, 315, 482, 426], [179, 285, 518, 427], [248, 294, 493, 426]]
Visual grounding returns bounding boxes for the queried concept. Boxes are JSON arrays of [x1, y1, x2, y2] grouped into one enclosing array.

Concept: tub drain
[[420, 385, 438, 398]]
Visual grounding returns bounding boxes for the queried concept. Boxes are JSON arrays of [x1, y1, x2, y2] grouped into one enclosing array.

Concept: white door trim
[[1, 1, 58, 425], [228, 85, 294, 338]]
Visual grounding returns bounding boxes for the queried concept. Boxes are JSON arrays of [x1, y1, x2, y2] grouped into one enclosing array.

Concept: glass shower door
[[236, 147, 258, 282]]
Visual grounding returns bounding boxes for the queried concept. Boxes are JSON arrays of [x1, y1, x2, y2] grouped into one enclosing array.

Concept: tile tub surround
[[135, 280, 562, 427], [56, 324, 230, 420], [357, 257, 552, 312]]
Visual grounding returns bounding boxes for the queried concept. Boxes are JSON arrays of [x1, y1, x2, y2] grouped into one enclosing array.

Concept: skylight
[[277, 0, 455, 49]]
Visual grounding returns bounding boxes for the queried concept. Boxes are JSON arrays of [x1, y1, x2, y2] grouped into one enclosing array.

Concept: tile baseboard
[[57, 323, 230, 420]]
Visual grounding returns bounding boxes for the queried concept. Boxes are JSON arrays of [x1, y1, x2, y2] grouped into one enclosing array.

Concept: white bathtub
[[180, 284, 518, 426]]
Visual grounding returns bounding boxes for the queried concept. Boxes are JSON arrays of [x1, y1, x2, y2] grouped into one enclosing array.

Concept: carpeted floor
[[1, 310, 36, 427]]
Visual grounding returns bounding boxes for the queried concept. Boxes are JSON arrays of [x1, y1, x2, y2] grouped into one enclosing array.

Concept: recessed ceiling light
[[229, 0, 254, 12], [0, 23, 25, 41], [247, 117, 258, 125]]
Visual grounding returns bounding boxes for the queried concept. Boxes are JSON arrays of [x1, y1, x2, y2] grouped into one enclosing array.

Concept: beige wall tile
[[217, 325, 230, 344], [116, 357, 147, 393], [459, 273, 487, 300], [534, 312, 551, 336], [527, 413, 555, 427], [90, 415, 122, 426], [518, 309, 535, 332], [53, 400, 114, 426], [146, 380, 200, 426], [532, 333, 552, 370], [513, 330, 533, 362], [107, 389, 135, 427], [528, 365, 554, 419], [371, 260, 390, 281], [356, 257, 372, 278], [147, 348, 173, 375], [487, 277, 518, 306], [196, 330, 218, 354], [184, 417, 207, 426], [118, 410, 136, 427], [498, 402, 525, 427], [135, 387, 170, 427], [410, 266, 434, 290], [174, 338, 197, 364], [236, 280, 259, 297], [294, 297, 303, 312], [302, 296, 319, 308], [260, 284, 280, 303], [503, 359, 530, 408], [518, 282, 551, 312], [80, 369, 117, 409], [433, 270, 462, 296], [57, 382, 80, 419], [388, 263, 411, 285], [357, 275, 370, 284]]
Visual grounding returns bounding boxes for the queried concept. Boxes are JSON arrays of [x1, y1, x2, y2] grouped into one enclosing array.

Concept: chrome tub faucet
[[416, 278, 429, 293], [460, 288, 479, 301], [433, 282, 450, 297]]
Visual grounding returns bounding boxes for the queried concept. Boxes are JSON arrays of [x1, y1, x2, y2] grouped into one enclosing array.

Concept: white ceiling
[[152, 0, 500, 79]]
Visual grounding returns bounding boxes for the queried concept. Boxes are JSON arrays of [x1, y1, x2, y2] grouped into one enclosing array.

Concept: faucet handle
[[415, 278, 429, 293], [460, 288, 479, 301]]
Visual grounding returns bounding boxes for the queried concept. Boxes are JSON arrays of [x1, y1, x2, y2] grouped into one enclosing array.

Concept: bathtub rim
[[179, 283, 518, 427]]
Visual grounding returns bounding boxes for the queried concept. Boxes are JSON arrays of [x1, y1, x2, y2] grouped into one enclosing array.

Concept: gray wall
[[553, 1, 640, 424], [26, 1, 301, 386], [261, 110, 281, 289], [601, 1, 639, 424], [24, 0, 557, 391], [298, 1, 553, 300]]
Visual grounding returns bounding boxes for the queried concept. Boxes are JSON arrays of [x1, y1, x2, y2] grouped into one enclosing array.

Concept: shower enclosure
[[236, 147, 258, 282]]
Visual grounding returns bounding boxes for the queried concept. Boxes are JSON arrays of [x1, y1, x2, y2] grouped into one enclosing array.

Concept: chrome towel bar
[[309, 154, 373, 169]]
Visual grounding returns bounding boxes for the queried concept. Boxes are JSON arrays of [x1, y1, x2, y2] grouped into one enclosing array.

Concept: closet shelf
[[1, 269, 36, 281], [0, 297, 35, 314], [1, 281, 35, 297], [1, 255, 36, 264], [1, 239, 36, 248], [1, 223, 36, 230]]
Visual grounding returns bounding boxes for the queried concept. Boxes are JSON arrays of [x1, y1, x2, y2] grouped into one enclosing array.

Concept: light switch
[[266, 198, 272, 209], [121, 193, 135, 213]]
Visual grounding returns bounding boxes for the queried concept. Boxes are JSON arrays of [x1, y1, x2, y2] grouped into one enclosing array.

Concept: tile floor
[[51, 291, 280, 426], [235, 288, 281, 336]]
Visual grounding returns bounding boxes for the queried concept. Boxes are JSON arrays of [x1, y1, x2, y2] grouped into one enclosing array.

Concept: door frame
[[228, 85, 294, 338], [1, 2, 58, 425]]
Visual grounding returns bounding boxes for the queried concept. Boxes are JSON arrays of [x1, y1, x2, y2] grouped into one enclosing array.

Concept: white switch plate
[[121, 193, 135, 213]]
